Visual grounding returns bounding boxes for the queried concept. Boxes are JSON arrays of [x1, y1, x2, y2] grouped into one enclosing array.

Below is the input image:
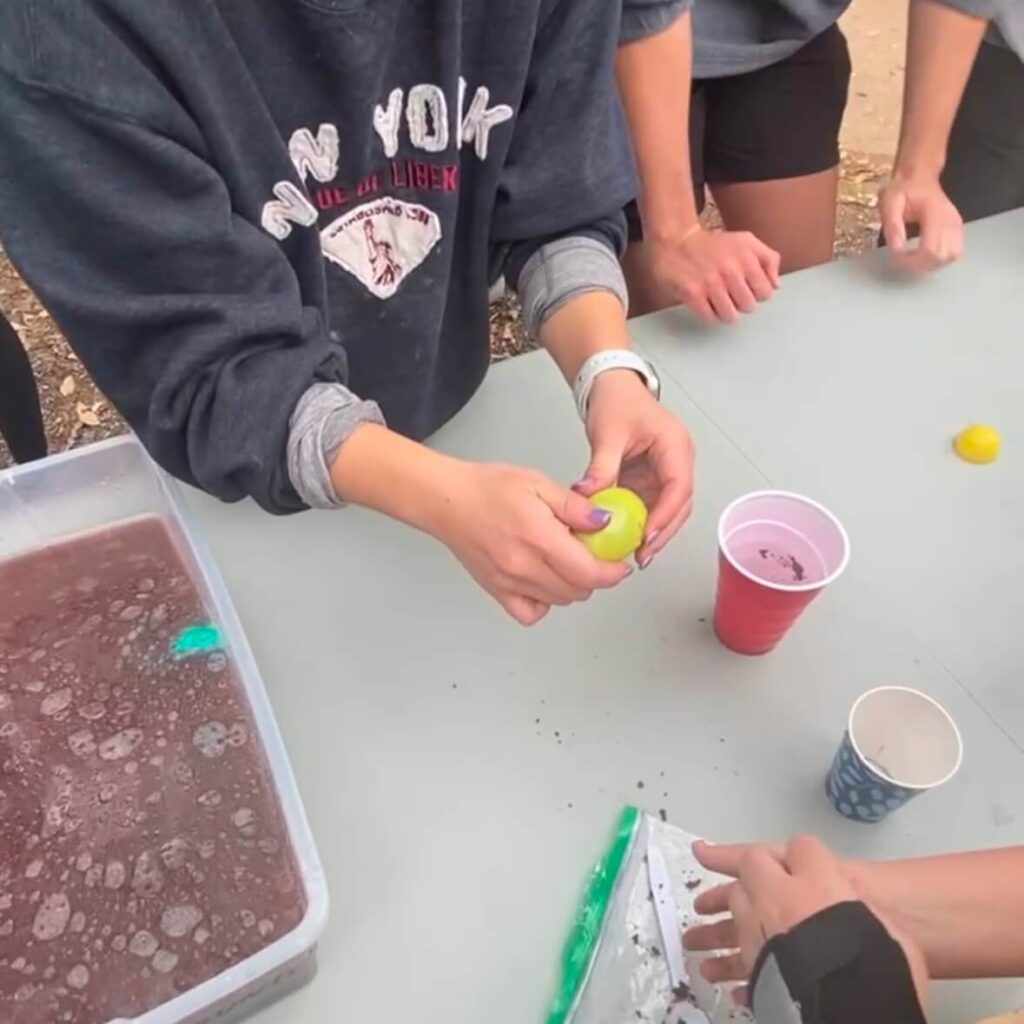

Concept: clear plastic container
[[0, 437, 328, 1024]]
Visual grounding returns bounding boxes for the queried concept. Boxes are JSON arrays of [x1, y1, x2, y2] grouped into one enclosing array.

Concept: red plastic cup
[[714, 491, 850, 656]]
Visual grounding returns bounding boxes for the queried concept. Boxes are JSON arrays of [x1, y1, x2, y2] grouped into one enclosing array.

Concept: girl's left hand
[[575, 369, 695, 568]]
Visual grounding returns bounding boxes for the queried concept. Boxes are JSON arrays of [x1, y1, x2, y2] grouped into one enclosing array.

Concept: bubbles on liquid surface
[[2, 519, 307, 1023], [78, 701, 106, 721], [131, 852, 164, 897], [227, 723, 248, 748], [128, 930, 159, 957], [67, 964, 90, 989], [159, 838, 189, 870], [104, 861, 126, 890], [41, 688, 73, 717], [231, 808, 255, 830], [160, 904, 203, 939], [32, 892, 71, 941], [98, 728, 143, 761], [151, 949, 179, 974], [193, 721, 228, 759], [68, 730, 96, 757]]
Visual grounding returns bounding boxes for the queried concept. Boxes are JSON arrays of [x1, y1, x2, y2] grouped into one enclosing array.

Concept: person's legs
[[940, 42, 1024, 223], [0, 312, 47, 463], [711, 167, 840, 272], [704, 24, 852, 274]]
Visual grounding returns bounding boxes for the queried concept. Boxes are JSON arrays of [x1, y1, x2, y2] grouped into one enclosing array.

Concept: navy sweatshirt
[[0, 0, 636, 512]]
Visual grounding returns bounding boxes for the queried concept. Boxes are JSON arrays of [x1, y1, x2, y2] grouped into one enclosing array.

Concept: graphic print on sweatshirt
[[261, 78, 512, 299]]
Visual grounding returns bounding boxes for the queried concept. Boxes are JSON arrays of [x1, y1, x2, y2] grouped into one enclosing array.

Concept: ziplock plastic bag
[[547, 807, 751, 1024]]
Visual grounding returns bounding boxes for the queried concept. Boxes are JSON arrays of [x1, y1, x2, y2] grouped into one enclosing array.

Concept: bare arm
[[616, 16, 779, 323], [851, 847, 1024, 979], [895, 0, 989, 179], [539, 290, 632, 383], [688, 841, 1024, 983], [881, 0, 989, 270], [616, 13, 700, 245]]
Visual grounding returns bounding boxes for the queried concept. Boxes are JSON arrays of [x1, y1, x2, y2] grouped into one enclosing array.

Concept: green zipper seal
[[546, 805, 642, 1024]]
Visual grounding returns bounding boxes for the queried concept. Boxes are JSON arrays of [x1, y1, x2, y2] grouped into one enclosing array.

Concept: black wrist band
[[750, 902, 927, 1024]]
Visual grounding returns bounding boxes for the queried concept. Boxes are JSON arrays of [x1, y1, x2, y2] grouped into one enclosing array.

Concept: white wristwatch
[[572, 350, 662, 421]]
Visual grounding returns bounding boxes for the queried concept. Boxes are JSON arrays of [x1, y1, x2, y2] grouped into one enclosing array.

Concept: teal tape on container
[[171, 623, 224, 660], [546, 805, 642, 1024]]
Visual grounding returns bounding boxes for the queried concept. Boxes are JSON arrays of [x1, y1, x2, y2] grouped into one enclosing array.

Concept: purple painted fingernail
[[588, 509, 613, 528], [572, 477, 595, 493], [645, 530, 661, 546], [638, 555, 653, 571]]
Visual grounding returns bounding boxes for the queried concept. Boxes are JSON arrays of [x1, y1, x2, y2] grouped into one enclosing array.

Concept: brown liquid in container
[[0, 518, 305, 1024]]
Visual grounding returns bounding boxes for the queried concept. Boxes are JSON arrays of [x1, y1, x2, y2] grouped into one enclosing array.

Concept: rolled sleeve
[[620, 0, 693, 46], [516, 235, 628, 339]]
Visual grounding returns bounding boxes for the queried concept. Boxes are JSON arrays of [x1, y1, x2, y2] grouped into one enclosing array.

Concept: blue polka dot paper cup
[[826, 686, 963, 823]]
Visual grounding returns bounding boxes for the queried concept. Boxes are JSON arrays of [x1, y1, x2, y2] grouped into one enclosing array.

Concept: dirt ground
[[0, 3, 906, 468]]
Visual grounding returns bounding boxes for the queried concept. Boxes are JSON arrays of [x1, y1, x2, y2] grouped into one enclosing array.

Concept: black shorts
[[627, 23, 851, 240], [941, 40, 1024, 222]]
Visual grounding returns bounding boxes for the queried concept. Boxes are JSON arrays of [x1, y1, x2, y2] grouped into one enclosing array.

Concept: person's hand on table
[[646, 226, 781, 325], [434, 460, 632, 626], [574, 369, 694, 570], [881, 171, 965, 273], [683, 837, 930, 1010]]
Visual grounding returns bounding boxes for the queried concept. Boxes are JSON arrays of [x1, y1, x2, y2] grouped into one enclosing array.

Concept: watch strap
[[572, 350, 659, 420]]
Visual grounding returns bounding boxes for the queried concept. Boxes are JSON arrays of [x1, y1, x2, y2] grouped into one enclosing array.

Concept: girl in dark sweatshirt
[[0, 0, 694, 625]]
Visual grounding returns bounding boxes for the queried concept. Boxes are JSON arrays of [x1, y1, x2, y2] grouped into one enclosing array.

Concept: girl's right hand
[[432, 461, 632, 626]]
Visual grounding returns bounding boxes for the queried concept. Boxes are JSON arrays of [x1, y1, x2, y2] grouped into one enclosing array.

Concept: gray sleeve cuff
[[620, 0, 693, 45], [287, 382, 385, 510], [516, 235, 629, 340]]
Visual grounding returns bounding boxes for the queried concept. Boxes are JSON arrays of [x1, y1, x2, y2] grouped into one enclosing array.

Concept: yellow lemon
[[954, 424, 1001, 464], [575, 487, 648, 562]]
